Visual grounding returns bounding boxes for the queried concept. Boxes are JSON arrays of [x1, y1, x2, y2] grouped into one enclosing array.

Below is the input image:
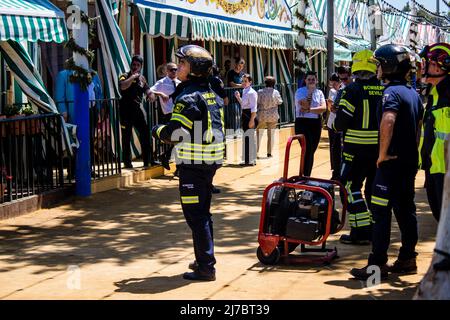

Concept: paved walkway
[[0, 131, 437, 299]]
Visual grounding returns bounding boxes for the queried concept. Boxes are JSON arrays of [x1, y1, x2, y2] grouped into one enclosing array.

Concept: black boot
[[339, 227, 371, 245], [183, 271, 216, 281]]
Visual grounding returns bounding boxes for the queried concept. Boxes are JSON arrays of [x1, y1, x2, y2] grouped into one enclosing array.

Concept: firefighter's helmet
[[372, 44, 411, 79], [176, 45, 213, 78], [351, 49, 377, 74], [419, 43, 450, 72]]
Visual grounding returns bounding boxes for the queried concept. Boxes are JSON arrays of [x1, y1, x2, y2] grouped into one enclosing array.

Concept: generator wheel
[[257, 246, 280, 265]]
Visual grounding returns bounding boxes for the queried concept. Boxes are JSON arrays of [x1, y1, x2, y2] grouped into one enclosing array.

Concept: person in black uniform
[[333, 50, 384, 245], [152, 45, 224, 281], [118, 55, 152, 168], [351, 45, 423, 280]]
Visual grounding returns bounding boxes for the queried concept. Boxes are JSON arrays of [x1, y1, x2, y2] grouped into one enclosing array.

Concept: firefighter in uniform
[[333, 50, 383, 245], [152, 45, 224, 281], [418, 43, 450, 222], [351, 44, 423, 280]]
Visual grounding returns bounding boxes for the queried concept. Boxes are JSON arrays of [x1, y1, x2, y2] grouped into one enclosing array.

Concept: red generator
[[257, 134, 348, 265]]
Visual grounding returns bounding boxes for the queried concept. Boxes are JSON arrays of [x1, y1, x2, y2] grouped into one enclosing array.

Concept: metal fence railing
[[223, 83, 297, 135], [0, 113, 66, 204], [90, 99, 122, 180]]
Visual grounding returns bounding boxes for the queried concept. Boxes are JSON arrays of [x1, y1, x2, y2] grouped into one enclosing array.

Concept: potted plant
[[3, 104, 25, 135], [20, 104, 40, 134]]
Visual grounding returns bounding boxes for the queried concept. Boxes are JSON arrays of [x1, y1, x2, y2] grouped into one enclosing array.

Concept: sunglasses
[[169, 68, 178, 72], [339, 77, 349, 81]]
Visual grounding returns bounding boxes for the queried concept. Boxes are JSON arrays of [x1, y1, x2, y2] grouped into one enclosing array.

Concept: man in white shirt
[[149, 62, 181, 123], [235, 74, 258, 165]]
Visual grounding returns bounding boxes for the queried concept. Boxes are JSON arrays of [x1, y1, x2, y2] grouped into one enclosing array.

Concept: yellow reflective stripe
[[178, 151, 225, 157], [362, 99, 369, 129], [156, 125, 166, 138], [344, 136, 378, 144], [346, 181, 353, 203], [432, 45, 450, 56], [177, 142, 225, 151], [181, 196, 199, 204], [171, 113, 193, 129], [220, 108, 225, 134], [356, 220, 371, 227], [355, 212, 371, 219], [340, 99, 355, 113], [372, 195, 388, 206], [206, 111, 213, 143], [346, 129, 378, 137], [180, 141, 225, 148], [177, 154, 224, 161]]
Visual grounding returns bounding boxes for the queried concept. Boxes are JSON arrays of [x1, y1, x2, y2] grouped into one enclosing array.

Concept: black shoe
[[339, 234, 371, 245], [388, 258, 417, 274], [240, 162, 256, 167], [182, 271, 216, 281], [158, 154, 171, 170], [267, 153, 272, 158], [350, 264, 389, 280], [211, 185, 221, 194]]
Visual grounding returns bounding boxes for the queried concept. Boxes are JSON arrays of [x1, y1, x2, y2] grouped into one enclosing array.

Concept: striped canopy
[[136, 2, 295, 50], [306, 32, 327, 51], [0, 0, 68, 43], [191, 17, 295, 50], [335, 35, 370, 52], [0, 40, 73, 150], [137, 5, 191, 39]]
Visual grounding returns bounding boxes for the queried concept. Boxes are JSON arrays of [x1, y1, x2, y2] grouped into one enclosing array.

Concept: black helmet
[[176, 45, 213, 78], [373, 44, 411, 80]]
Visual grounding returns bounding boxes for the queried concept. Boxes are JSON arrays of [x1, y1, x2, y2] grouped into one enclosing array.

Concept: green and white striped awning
[[0, 0, 68, 43], [136, 3, 295, 49], [335, 35, 370, 52], [191, 17, 295, 50], [334, 42, 352, 62], [305, 32, 327, 51], [137, 5, 191, 39]]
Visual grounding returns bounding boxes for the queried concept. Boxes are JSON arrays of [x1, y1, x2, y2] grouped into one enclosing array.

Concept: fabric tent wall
[[246, 46, 264, 85], [12, 41, 41, 106], [267, 49, 295, 123], [0, 39, 73, 149], [96, 0, 148, 160]]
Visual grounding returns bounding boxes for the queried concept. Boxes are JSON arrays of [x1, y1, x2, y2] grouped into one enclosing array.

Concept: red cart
[[256, 134, 348, 265]]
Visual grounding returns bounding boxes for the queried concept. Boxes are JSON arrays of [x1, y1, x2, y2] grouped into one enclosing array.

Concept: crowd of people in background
[[114, 55, 287, 169], [53, 40, 449, 281]]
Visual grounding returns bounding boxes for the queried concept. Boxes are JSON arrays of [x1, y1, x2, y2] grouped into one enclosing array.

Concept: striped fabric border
[[0, 39, 73, 151], [190, 17, 295, 50], [0, 0, 68, 43], [311, 0, 327, 29], [305, 32, 327, 51], [137, 6, 190, 39], [336, 0, 352, 31], [96, 0, 146, 160]]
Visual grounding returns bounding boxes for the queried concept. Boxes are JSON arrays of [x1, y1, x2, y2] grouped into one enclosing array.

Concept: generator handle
[[283, 134, 306, 181]]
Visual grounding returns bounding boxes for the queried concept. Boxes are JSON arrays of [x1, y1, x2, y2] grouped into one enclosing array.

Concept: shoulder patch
[[382, 93, 389, 105], [173, 103, 186, 114]]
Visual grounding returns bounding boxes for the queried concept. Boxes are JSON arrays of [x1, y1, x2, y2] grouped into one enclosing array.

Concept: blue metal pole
[[74, 83, 91, 196]]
